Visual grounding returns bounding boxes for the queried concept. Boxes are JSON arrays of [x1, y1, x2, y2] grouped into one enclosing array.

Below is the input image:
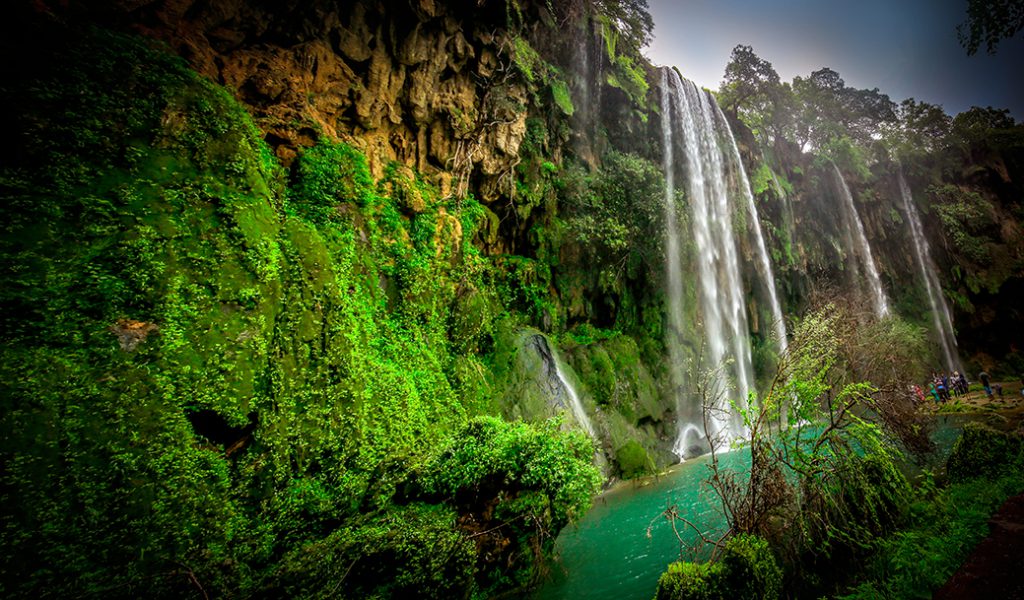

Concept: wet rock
[[109, 319, 158, 351]]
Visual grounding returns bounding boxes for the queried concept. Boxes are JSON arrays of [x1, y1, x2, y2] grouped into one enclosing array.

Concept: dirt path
[[933, 493, 1024, 600]]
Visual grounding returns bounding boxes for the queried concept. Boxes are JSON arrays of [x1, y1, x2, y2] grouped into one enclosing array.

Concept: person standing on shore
[[979, 371, 993, 399]]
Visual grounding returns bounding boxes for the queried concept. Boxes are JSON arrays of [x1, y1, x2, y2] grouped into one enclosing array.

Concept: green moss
[[718, 534, 782, 599], [615, 439, 652, 479], [290, 140, 375, 220], [551, 79, 575, 116], [656, 561, 724, 600], [0, 24, 603, 599], [946, 422, 1024, 482], [654, 535, 781, 600]]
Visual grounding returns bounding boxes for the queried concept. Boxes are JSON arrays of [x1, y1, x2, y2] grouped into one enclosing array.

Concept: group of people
[[913, 370, 971, 404]]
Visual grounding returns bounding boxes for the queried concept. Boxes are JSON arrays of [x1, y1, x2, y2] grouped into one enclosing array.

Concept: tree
[[958, 0, 1024, 54], [719, 45, 781, 120], [594, 0, 654, 53], [657, 297, 928, 594], [884, 98, 952, 158], [792, 68, 897, 151]]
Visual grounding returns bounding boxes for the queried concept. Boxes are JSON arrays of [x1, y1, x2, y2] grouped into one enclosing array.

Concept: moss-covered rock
[[615, 439, 653, 478], [947, 422, 1024, 482], [654, 534, 781, 600], [0, 23, 604, 599], [655, 561, 724, 600]]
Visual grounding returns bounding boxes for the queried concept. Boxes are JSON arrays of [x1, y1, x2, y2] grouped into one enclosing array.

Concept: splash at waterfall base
[[659, 69, 790, 459]]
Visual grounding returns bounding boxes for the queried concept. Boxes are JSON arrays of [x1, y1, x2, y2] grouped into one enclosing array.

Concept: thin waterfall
[[718, 107, 790, 361], [554, 362, 596, 438], [832, 164, 891, 318], [531, 333, 595, 437], [662, 69, 765, 453], [897, 169, 960, 371]]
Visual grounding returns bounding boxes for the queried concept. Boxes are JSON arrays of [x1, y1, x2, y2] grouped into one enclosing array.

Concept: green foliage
[[749, 163, 775, 196], [290, 140, 374, 221], [0, 26, 605, 599], [928, 183, 995, 264], [415, 416, 601, 592], [793, 68, 897, 150], [593, 0, 654, 53], [820, 136, 871, 180], [276, 503, 476, 599], [840, 471, 1024, 599], [655, 561, 724, 600], [693, 304, 919, 598], [654, 535, 781, 600], [718, 44, 782, 140], [511, 36, 576, 120], [418, 416, 600, 526], [596, 13, 650, 108], [885, 98, 952, 159], [551, 79, 576, 116], [718, 534, 783, 599], [615, 439, 652, 478], [958, 0, 1024, 54], [512, 36, 542, 84], [946, 421, 1024, 481], [561, 151, 665, 294]]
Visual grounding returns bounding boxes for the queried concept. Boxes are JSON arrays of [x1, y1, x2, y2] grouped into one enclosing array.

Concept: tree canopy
[[958, 0, 1024, 54]]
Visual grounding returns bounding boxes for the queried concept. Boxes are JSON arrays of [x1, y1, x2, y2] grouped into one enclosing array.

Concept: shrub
[[654, 535, 781, 600], [615, 439, 652, 479], [946, 422, 1024, 482], [655, 561, 724, 600], [718, 534, 783, 599]]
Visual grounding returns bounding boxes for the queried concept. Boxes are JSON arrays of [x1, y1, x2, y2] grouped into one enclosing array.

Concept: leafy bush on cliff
[[0, 25, 599, 599]]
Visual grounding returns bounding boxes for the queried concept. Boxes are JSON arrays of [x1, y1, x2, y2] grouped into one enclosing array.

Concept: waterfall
[[660, 69, 693, 455], [530, 334, 595, 437], [554, 361, 596, 438], [720, 110, 790, 363], [832, 164, 891, 318], [897, 169, 960, 371], [661, 70, 790, 454]]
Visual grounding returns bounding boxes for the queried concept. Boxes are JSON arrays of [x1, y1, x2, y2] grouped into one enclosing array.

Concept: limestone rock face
[[95, 0, 527, 199]]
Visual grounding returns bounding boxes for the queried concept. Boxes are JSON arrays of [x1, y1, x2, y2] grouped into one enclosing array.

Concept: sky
[[645, 0, 1024, 118]]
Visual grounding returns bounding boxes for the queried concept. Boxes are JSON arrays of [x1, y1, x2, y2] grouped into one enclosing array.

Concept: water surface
[[535, 450, 749, 600]]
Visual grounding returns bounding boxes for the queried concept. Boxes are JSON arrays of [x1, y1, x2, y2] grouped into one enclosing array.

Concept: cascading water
[[659, 69, 694, 455], [832, 164, 891, 319], [661, 69, 789, 455], [530, 334, 596, 437], [897, 169, 960, 371], [720, 111, 789, 361], [554, 362, 596, 438]]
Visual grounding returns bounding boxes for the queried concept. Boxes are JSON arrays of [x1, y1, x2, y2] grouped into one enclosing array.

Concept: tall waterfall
[[660, 69, 788, 455], [721, 113, 790, 362], [898, 169, 960, 371], [832, 164, 891, 319], [660, 69, 692, 453]]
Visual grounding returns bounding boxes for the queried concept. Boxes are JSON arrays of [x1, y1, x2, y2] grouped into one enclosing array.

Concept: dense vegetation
[[2, 0, 1022, 597], [0, 24, 607, 598]]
